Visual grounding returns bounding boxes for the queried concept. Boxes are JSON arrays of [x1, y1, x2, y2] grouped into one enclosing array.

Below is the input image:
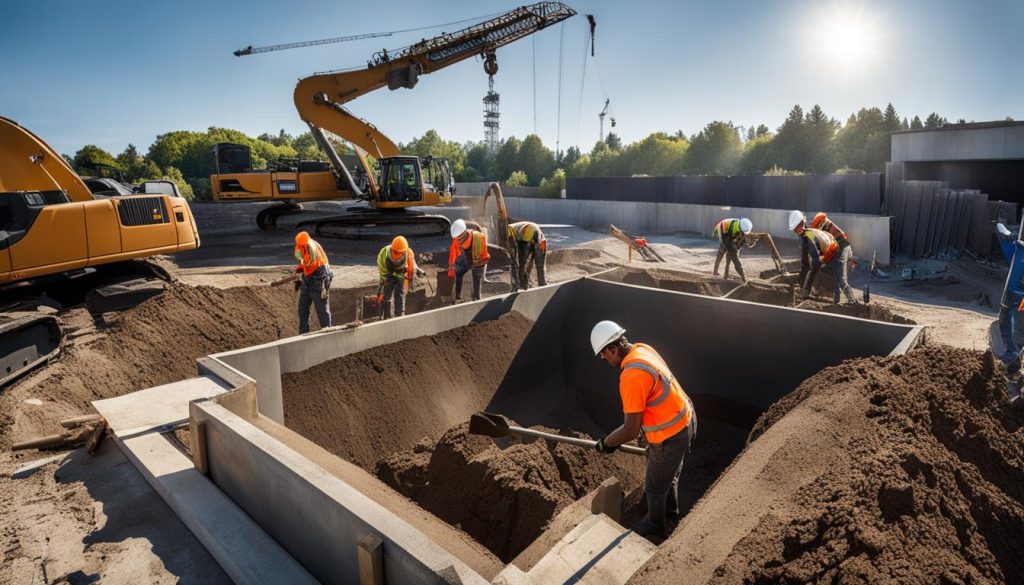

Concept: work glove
[[295, 266, 304, 274], [416, 267, 427, 278], [595, 437, 617, 455], [447, 268, 455, 279], [293, 280, 301, 292]]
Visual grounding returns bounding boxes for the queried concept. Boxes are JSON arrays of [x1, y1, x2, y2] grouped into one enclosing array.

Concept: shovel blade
[[468, 411, 512, 439]]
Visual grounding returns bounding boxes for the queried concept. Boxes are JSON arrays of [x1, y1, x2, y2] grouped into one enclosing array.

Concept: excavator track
[[0, 314, 61, 389], [297, 208, 452, 240], [256, 203, 305, 230]]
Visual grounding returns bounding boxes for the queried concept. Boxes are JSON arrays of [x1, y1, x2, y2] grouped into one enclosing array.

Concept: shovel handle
[[509, 425, 647, 455]]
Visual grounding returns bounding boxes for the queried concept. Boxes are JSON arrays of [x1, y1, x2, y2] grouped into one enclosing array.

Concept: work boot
[[632, 518, 667, 541]]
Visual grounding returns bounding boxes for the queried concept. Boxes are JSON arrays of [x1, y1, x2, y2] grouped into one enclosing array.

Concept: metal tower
[[483, 77, 500, 151]]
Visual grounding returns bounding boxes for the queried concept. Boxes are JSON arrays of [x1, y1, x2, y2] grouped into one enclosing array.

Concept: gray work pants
[[298, 268, 332, 333], [714, 242, 744, 280], [832, 245, 856, 303], [510, 240, 547, 292], [645, 414, 697, 530], [380, 277, 407, 320], [454, 256, 484, 300]]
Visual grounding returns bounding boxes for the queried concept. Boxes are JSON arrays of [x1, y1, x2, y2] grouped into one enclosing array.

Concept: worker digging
[[507, 220, 548, 292], [377, 235, 427, 320], [712, 217, 753, 281], [448, 218, 490, 302], [590, 320, 697, 542], [789, 210, 859, 304], [293, 230, 333, 333]]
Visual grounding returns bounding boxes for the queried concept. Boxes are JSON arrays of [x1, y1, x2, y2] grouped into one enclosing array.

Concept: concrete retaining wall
[[892, 123, 1024, 162]]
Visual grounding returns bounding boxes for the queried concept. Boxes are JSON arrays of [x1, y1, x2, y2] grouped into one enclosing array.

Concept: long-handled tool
[[469, 411, 647, 455]]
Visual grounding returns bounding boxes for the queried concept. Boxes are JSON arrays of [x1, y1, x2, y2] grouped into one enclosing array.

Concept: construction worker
[[507, 221, 547, 292], [377, 235, 427, 320], [448, 219, 490, 301], [293, 231, 332, 333], [788, 211, 857, 303], [590, 320, 697, 540], [995, 223, 1024, 369], [712, 217, 753, 281]]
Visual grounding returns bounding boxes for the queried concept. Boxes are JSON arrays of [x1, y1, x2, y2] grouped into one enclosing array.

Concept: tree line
[[65, 104, 1004, 201]]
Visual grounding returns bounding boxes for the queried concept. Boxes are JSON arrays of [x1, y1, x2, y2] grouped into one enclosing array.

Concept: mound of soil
[[282, 312, 535, 470], [1, 284, 301, 447], [635, 347, 1024, 584], [376, 421, 645, 562]]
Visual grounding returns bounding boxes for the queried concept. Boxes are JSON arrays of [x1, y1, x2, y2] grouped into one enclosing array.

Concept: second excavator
[[210, 2, 578, 238]]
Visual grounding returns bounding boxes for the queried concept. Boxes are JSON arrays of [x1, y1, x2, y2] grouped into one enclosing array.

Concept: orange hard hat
[[295, 231, 310, 246], [391, 235, 409, 254]]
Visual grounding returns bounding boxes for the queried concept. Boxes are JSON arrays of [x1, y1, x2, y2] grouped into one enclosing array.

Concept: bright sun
[[811, 6, 880, 72]]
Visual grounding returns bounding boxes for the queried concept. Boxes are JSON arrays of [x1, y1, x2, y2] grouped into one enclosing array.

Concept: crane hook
[[483, 50, 498, 76]]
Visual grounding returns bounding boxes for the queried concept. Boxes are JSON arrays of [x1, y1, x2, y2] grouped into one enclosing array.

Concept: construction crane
[[233, 32, 393, 57], [599, 99, 616, 142], [211, 2, 577, 238]]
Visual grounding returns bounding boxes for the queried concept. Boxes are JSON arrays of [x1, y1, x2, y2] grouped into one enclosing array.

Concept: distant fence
[[566, 173, 883, 214]]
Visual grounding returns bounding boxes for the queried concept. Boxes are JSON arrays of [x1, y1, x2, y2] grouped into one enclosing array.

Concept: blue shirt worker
[[996, 222, 1024, 367]]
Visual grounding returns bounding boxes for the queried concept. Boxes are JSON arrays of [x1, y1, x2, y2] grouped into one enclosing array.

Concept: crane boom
[[234, 32, 393, 57]]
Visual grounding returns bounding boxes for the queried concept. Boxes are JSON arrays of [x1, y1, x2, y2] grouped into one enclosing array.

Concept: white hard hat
[[739, 218, 753, 234], [590, 320, 626, 356], [450, 218, 467, 238], [788, 210, 805, 231]]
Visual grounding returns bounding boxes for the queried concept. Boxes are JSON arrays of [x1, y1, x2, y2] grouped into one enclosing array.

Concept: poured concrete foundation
[[105, 274, 922, 584]]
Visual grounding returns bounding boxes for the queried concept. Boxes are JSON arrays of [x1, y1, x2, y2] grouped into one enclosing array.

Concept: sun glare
[[810, 5, 881, 73]]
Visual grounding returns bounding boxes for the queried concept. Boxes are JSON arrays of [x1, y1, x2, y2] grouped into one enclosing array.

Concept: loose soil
[[631, 346, 1024, 584]]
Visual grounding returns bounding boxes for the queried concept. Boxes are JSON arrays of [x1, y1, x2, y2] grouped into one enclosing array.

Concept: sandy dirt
[[0, 212, 1015, 583]]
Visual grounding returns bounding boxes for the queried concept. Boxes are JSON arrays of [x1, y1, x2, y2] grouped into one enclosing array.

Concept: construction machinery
[[0, 116, 200, 387], [210, 2, 577, 238]]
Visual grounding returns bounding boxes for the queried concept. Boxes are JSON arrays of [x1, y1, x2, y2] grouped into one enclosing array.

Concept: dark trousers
[[380, 277, 407, 319], [510, 241, 547, 292], [645, 415, 696, 530], [832, 245, 856, 303], [714, 242, 744, 280], [1000, 289, 1023, 363], [454, 256, 484, 300], [298, 268, 332, 333]]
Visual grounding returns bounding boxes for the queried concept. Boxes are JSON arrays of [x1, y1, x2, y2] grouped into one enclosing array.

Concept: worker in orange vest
[[293, 231, 333, 333], [590, 320, 697, 541], [448, 219, 490, 301], [377, 235, 426, 319], [507, 221, 548, 292], [712, 217, 753, 281], [789, 211, 857, 303]]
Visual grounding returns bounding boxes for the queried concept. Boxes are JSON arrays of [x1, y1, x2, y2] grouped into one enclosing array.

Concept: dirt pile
[[637, 347, 1024, 584], [0, 284, 300, 447], [282, 312, 535, 470], [376, 421, 645, 562]]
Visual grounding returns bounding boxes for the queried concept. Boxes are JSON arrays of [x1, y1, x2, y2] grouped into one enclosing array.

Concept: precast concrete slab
[[109, 274, 921, 584]]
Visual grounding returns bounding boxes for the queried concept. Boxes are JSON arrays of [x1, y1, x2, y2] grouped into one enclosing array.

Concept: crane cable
[[533, 35, 538, 135], [573, 20, 592, 149], [556, 22, 565, 156]]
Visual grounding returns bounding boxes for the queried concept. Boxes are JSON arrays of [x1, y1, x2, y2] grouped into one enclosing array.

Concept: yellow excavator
[[0, 116, 200, 387], [210, 2, 577, 238]]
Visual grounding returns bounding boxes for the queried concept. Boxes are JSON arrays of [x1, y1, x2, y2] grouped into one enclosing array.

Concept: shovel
[[469, 412, 647, 456]]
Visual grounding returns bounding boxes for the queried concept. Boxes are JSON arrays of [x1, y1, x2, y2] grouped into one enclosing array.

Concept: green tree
[[683, 121, 741, 174], [736, 133, 775, 175], [72, 145, 119, 175], [162, 166, 194, 200], [834, 107, 887, 172], [560, 146, 582, 170], [910, 115, 924, 129], [403, 130, 467, 179], [804, 105, 838, 173], [517, 134, 556, 186], [617, 132, 688, 176], [506, 170, 528, 186], [604, 131, 622, 151], [292, 132, 326, 161], [116, 144, 161, 182], [924, 113, 947, 128], [772, 105, 808, 171], [539, 168, 566, 198], [568, 154, 591, 178], [586, 141, 621, 176], [465, 142, 494, 181], [493, 137, 522, 184]]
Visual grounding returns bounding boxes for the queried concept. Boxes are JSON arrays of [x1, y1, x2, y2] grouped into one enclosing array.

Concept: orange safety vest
[[449, 229, 490, 268], [294, 239, 329, 277], [619, 343, 692, 445], [809, 213, 849, 246], [802, 228, 838, 263]]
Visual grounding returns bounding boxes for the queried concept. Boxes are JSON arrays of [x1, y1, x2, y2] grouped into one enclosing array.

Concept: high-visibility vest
[[508, 221, 545, 244], [378, 245, 413, 282], [802, 228, 838, 263], [294, 239, 329, 277], [809, 213, 849, 246], [619, 343, 692, 445], [713, 218, 743, 244], [456, 229, 489, 267]]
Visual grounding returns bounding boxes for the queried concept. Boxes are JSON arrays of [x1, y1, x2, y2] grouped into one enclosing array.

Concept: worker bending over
[[995, 222, 1024, 369], [789, 211, 857, 303], [712, 217, 753, 281], [590, 320, 697, 540], [377, 235, 426, 320], [448, 219, 490, 302], [507, 221, 547, 292], [293, 231, 333, 333]]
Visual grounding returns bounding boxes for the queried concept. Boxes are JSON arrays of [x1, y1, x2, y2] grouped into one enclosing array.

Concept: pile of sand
[[633, 346, 1024, 584], [376, 421, 645, 562]]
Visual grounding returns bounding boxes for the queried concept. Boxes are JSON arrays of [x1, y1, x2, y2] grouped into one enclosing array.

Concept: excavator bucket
[[0, 314, 61, 389]]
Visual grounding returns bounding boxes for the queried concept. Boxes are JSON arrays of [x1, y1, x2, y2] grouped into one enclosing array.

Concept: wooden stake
[[358, 533, 383, 585]]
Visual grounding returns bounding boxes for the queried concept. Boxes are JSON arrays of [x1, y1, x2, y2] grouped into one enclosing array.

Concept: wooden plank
[[358, 533, 384, 585]]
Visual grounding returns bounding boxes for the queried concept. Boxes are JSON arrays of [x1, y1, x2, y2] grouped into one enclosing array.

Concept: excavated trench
[[274, 277, 920, 569]]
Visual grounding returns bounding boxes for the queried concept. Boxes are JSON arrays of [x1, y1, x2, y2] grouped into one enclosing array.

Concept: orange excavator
[[0, 116, 200, 387], [210, 2, 577, 238]]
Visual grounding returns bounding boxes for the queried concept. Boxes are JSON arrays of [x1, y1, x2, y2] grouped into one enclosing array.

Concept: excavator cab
[[377, 156, 454, 205]]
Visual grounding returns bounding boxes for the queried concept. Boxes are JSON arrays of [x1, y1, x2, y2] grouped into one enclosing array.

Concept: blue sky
[[3, 0, 1022, 157]]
